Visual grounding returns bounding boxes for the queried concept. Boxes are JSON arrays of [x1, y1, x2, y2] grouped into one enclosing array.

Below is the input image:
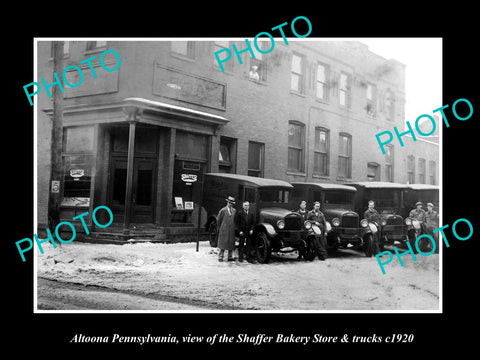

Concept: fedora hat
[[225, 196, 236, 204]]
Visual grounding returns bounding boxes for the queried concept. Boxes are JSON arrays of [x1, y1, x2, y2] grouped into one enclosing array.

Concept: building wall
[[36, 39, 438, 228]]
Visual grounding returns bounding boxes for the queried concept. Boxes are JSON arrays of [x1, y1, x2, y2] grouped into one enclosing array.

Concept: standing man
[[425, 202, 439, 251], [235, 201, 256, 263], [307, 201, 328, 260], [217, 196, 237, 262], [364, 200, 381, 224], [409, 201, 426, 222]]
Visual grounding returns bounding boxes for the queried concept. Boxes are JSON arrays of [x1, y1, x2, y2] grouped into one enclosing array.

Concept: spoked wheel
[[208, 221, 218, 248], [303, 237, 318, 261], [255, 232, 271, 264]]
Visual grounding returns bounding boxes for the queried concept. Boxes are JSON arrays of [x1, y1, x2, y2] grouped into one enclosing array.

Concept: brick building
[[36, 39, 439, 238]]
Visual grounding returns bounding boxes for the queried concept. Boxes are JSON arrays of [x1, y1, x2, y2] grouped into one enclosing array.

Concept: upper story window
[[316, 63, 328, 101], [418, 158, 426, 184], [429, 160, 436, 185], [338, 133, 352, 179], [86, 40, 107, 51], [171, 41, 195, 59], [385, 145, 394, 182], [249, 41, 268, 82], [366, 83, 376, 116], [213, 41, 232, 72], [291, 53, 305, 94], [314, 127, 329, 176], [407, 155, 415, 184], [339, 73, 351, 107], [51, 41, 69, 58], [288, 121, 305, 172]]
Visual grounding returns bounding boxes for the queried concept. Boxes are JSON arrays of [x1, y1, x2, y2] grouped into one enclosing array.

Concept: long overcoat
[[217, 205, 236, 251]]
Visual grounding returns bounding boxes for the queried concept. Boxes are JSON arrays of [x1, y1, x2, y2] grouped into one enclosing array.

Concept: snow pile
[[36, 241, 440, 311]]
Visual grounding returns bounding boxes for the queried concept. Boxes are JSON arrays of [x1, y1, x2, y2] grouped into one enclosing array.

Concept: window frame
[[171, 41, 195, 60], [337, 132, 352, 179], [290, 52, 305, 94], [339, 72, 352, 108], [384, 144, 394, 182], [247, 141, 265, 177], [316, 62, 329, 101], [287, 121, 306, 173], [313, 127, 329, 176]]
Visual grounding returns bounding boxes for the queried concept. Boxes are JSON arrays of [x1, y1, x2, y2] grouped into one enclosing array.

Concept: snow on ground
[[36, 240, 440, 311]]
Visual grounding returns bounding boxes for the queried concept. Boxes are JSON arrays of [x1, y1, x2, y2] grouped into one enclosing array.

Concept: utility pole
[[47, 41, 64, 231]]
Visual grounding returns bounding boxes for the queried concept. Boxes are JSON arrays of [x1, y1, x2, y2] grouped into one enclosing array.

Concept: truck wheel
[[255, 232, 271, 264], [416, 235, 434, 254], [303, 237, 317, 261], [364, 234, 373, 257], [208, 221, 218, 248]]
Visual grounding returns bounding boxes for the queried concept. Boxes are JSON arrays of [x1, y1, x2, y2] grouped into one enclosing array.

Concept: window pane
[[367, 84, 373, 100], [175, 131, 208, 160], [339, 90, 346, 106], [316, 83, 324, 99], [291, 74, 300, 92], [314, 153, 327, 174], [219, 144, 230, 162], [339, 136, 350, 156], [171, 41, 188, 56], [340, 74, 348, 89], [248, 142, 261, 170], [288, 124, 303, 147], [288, 148, 301, 171], [315, 130, 327, 152], [64, 127, 94, 153], [292, 54, 302, 73], [317, 64, 325, 82], [338, 157, 348, 178]]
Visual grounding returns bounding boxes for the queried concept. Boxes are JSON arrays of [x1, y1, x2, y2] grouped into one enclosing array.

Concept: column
[[123, 121, 136, 231]]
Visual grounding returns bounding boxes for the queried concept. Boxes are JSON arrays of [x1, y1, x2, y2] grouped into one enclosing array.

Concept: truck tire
[[303, 237, 317, 261], [255, 232, 271, 264], [364, 234, 374, 257]]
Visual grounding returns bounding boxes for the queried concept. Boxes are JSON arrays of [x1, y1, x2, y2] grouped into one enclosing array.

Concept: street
[[36, 241, 440, 311]]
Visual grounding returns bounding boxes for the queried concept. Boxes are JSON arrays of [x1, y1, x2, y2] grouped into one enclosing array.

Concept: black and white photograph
[[32, 37, 442, 312]]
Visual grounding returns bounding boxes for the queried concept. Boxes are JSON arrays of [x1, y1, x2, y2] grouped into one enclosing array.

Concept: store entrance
[[107, 125, 158, 224]]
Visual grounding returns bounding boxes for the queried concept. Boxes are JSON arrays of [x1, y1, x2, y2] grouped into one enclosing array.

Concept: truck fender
[[253, 223, 277, 238]]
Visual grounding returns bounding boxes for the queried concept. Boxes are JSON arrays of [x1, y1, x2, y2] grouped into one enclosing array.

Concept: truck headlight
[[277, 220, 285, 229], [304, 221, 312, 229], [405, 218, 412, 226], [380, 219, 387, 226], [360, 219, 369, 228], [332, 218, 340, 227]]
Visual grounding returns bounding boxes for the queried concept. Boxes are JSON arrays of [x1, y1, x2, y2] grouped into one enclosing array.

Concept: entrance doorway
[[107, 125, 158, 224]]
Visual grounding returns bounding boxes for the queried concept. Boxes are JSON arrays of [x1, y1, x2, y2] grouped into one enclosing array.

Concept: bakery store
[[52, 97, 229, 239]]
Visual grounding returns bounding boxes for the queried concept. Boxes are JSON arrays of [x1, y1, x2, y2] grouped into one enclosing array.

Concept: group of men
[[216, 196, 257, 263]]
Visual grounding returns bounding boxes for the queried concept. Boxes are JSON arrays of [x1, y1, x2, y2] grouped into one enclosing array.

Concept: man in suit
[[235, 201, 256, 263], [217, 196, 237, 262]]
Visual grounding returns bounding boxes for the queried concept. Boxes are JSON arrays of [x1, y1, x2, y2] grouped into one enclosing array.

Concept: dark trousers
[[238, 234, 254, 260], [317, 235, 328, 259]]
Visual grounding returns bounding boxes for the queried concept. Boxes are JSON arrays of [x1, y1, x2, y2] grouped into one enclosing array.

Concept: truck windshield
[[324, 190, 354, 209], [368, 189, 401, 212], [259, 189, 290, 203]]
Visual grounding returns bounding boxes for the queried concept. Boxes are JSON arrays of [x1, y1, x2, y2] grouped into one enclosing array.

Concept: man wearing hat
[[217, 196, 237, 262], [409, 201, 426, 222], [424, 203, 439, 251]]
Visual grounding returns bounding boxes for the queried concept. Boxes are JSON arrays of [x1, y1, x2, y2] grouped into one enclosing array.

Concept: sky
[[356, 38, 442, 128]]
